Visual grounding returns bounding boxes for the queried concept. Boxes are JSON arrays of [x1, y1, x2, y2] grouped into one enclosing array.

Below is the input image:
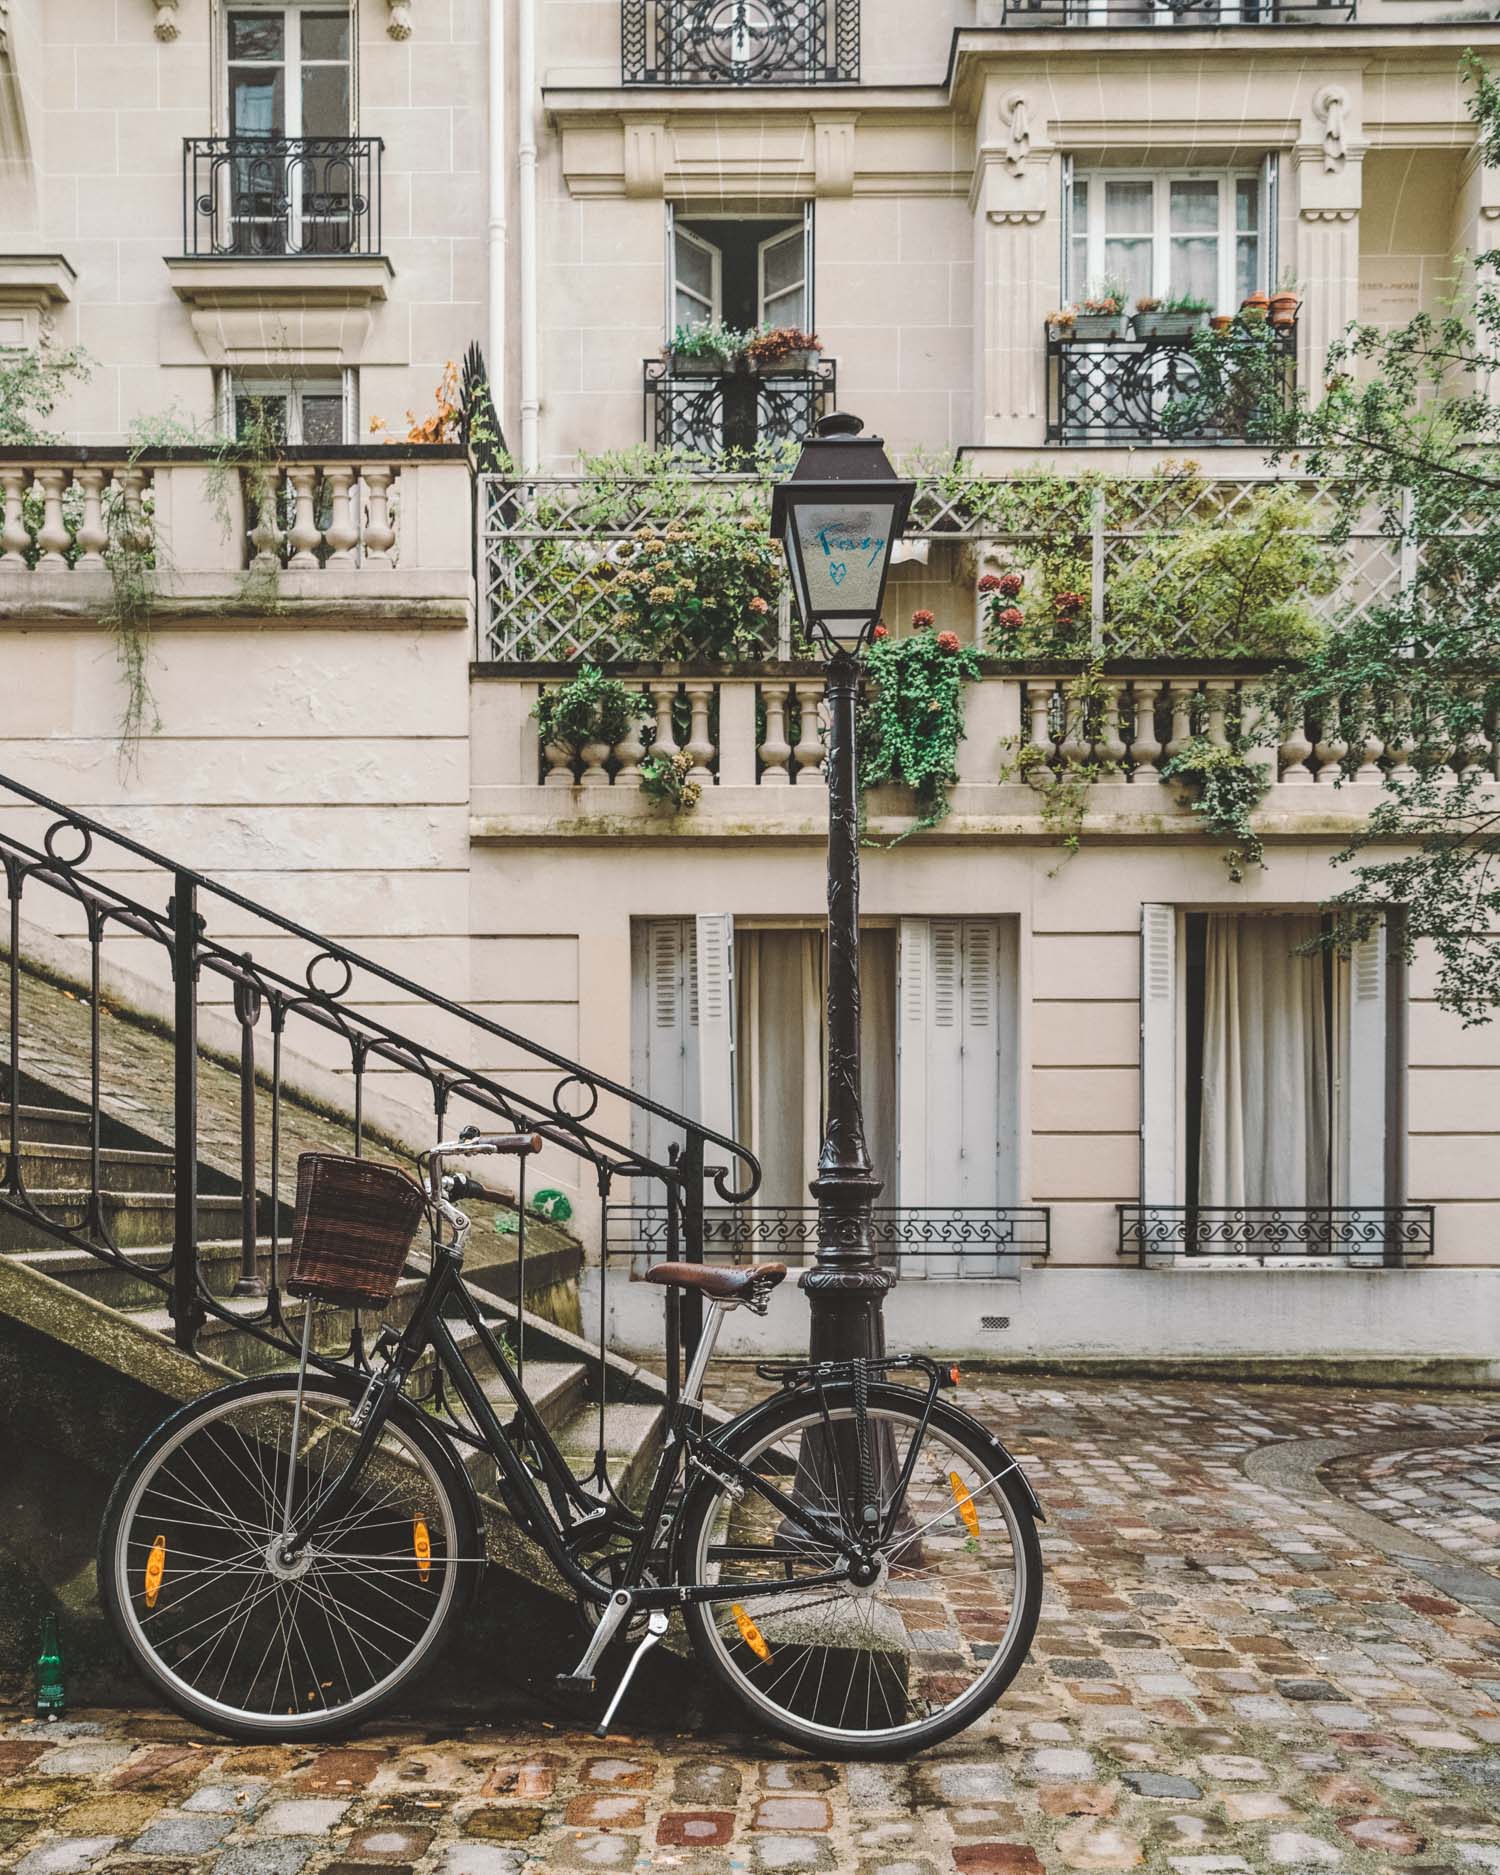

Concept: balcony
[[182, 137, 383, 259], [622, 0, 859, 84], [1047, 322, 1296, 447], [644, 358, 835, 456], [607, 1203, 1051, 1275], [1118, 1204, 1435, 1267], [999, 0, 1354, 22]]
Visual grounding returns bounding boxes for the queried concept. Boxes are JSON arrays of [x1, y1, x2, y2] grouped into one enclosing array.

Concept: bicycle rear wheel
[[99, 1369, 480, 1739], [677, 1382, 1042, 1758]]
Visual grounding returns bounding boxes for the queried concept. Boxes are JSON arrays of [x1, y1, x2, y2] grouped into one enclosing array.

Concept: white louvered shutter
[[629, 921, 701, 1224], [694, 913, 735, 1144], [1344, 918, 1388, 1210], [1140, 904, 1179, 1208]]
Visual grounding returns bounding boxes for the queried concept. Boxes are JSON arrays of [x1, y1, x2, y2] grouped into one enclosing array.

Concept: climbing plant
[[858, 613, 982, 840], [1160, 738, 1272, 883]]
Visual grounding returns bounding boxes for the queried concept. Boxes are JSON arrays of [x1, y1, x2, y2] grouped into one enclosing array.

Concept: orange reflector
[[949, 1471, 981, 1540], [413, 1519, 431, 1580], [732, 1603, 772, 1662], [949, 1364, 962, 1386], [143, 1534, 166, 1608]]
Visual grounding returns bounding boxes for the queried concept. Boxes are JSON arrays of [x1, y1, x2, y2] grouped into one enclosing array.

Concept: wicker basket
[[287, 1153, 429, 1311]]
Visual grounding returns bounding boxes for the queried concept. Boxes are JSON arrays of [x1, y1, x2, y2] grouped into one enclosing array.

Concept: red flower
[[872, 623, 889, 640], [911, 609, 936, 629], [976, 573, 1003, 593], [1054, 590, 1085, 616], [997, 572, 1024, 598], [937, 630, 961, 652], [996, 607, 1024, 630]]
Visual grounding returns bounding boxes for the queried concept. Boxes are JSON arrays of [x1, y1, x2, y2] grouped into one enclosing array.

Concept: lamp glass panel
[[789, 498, 899, 620]]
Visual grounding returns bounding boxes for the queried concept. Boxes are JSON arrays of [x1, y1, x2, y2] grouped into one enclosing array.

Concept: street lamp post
[[771, 414, 915, 1367]]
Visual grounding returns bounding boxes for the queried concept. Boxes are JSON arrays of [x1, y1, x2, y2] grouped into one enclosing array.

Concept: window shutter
[[1261, 151, 1278, 296], [1140, 904, 1178, 1207], [694, 912, 735, 1141], [630, 921, 701, 1207], [1059, 153, 1074, 300], [803, 202, 815, 333], [896, 917, 929, 1214], [1344, 918, 1387, 1209]]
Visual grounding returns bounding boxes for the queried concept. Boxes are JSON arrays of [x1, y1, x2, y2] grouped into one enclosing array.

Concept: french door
[[225, 6, 354, 254]]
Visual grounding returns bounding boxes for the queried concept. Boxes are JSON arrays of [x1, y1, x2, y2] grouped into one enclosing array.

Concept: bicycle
[[100, 1131, 1043, 1758]]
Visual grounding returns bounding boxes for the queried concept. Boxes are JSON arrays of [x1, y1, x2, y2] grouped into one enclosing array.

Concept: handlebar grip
[[484, 1132, 544, 1156], [448, 1173, 509, 1205]]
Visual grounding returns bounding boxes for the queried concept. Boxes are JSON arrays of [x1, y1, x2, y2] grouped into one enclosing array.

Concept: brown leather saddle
[[644, 1261, 788, 1312]]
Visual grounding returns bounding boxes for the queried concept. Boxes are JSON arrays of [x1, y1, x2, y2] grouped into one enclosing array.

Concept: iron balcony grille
[[183, 137, 383, 259], [1118, 1204, 1436, 1266], [608, 1203, 1051, 1272], [1047, 323, 1295, 446], [623, 0, 859, 84], [1000, 0, 1354, 21], [645, 359, 835, 456]]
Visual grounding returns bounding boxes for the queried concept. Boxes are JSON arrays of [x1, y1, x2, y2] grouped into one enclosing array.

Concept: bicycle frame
[[284, 1234, 868, 1614]]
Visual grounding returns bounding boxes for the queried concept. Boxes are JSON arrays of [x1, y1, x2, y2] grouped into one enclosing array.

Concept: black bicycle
[[100, 1132, 1043, 1758]]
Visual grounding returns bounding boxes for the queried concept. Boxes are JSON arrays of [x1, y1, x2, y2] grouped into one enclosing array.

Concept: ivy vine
[[858, 615, 981, 841], [1160, 737, 1271, 883]]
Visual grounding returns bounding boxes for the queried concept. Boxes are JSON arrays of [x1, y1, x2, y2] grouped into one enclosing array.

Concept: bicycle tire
[[674, 1380, 1042, 1758], [99, 1369, 481, 1741]]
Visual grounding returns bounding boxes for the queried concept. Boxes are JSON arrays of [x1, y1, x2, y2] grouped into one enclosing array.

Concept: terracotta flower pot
[[1268, 291, 1300, 328], [1209, 315, 1233, 334]]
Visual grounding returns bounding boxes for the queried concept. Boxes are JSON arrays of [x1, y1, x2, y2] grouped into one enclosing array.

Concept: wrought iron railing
[[0, 770, 759, 1363], [623, 0, 859, 84], [183, 137, 383, 258], [1047, 324, 1296, 446], [608, 1203, 1051, 1273], [1000, 0, 1354, 20], [1118, 1204, 1435, 1266], [644, 360, 835, 456]]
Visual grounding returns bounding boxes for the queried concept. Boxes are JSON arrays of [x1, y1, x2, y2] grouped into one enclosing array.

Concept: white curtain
[[1199, 914, 1330, 1208], [736, 931, 825, 1215]]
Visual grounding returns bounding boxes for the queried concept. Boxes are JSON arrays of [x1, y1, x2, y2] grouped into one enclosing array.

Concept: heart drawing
[[827, 562, 848, 586]]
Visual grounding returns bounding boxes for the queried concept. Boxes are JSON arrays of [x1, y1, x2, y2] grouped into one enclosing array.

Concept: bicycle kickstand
[[593, 1611, 669, 1739]]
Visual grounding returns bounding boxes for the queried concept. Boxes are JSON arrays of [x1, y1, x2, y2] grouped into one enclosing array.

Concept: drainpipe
[[518, 0, 540, 470], [487, 0, 507, 426]]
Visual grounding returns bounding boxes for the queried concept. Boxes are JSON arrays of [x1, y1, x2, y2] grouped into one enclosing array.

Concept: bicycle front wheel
[[99, 1369, 480, 1740], [677, 1383, 1042, 1758]]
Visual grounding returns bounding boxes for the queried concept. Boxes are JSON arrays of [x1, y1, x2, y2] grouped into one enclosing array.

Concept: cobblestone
[[4, 1375, 1500, 1872], [1324, 1441, 1500, 1569]]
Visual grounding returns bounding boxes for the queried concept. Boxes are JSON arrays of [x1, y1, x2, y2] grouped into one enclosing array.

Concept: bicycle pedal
[[554, 1671, 596, 1696]]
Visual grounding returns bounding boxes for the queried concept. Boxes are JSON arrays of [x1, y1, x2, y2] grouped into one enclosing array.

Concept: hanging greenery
[[858, 613, 982, 840], [531, 663, 649, 754], [1160, 737, 1271, 883], [638, 748, 702, 813]]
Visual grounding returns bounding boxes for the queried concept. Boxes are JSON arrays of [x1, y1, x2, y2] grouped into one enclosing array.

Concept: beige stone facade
[[3, 2, 1500, 1370]]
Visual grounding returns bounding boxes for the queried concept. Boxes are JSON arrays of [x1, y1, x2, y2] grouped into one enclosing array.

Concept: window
[[221, 373, 353, 444], [668, 208, 813, 337], [225, 7, 354, 254], [1068, 170, 1263, 309]]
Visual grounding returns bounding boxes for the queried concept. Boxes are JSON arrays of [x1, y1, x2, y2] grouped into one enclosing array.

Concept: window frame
[[1068, 167, 1265, 310], [220, 2, 356, 140], [219, 369, 356, 445]]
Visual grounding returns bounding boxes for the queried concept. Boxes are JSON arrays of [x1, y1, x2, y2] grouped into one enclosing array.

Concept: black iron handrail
[[644, 358, 835, 456], [182, 136, 383, 259], [623, 0, 860, 83], [1047, 321, 1295, 446], [1000, 0, 1355, 21], [1118, 1203, 1435, 1265], [1, 770, 759, 1361], [608, 1203, 1051, 1264]]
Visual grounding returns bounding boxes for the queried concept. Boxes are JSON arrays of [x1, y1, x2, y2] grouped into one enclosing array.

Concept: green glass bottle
[[35, 1615, 65, 1720]]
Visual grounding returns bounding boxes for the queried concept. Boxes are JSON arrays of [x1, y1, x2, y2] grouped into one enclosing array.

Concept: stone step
[[15, 1238, 287, 1311], [5, 1103, 94, 1147], [0, 1189, 243, 1254], [129, 1274, 428, 1376], [14, 1140, 179, 1195], [551, 1399, 667, 1511], [459, 1359, 592, 1499]]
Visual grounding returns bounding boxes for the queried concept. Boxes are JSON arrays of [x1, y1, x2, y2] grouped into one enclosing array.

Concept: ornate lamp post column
[[771, 415, 915, 1365]]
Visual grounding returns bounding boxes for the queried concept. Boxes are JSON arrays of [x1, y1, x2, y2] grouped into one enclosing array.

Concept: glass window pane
[[1069, 236, 1088, 300], [302, 12, 350, 59], [1071, 178, 1089, 233], [1169, 180, 1219, 233], [301, 65, 349, 136], [229, 13, 284, 60], [675, 233, 714, 305], [1236, 176, 1259, 234], [300, 394, 344, 446], [762, 232, 804, 301], [1104, 179, 1153, 235], [231, 70, 284, 138], [235, 394, 288, 443], [1169, 237, 1217, 303], [1236, 235, 1260, 303], [1103, 238, 1152, 303]]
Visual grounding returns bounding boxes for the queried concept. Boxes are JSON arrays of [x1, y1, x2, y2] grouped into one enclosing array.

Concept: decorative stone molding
[[623, 119, 666, 198], [987, 208, 1044, 226], [1299, 206, 1357, 223], [386, 0, 413, 39], [152, 0, 180, 41], [1001, 92, 1031, 177], [0, 2, 9, 54], [0, 255, 75, 350], [813, 114, 856, 199], [1313, 85, 1350, 173]]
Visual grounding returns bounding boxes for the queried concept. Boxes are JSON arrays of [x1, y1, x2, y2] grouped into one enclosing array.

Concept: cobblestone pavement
[[1323, 1441, 1500, 1571], [6, 1374, 1500, 1875]]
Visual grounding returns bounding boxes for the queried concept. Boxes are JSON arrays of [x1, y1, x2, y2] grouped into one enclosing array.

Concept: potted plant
[[1154, 291, 1212, 337], [1131, 295, 1164, 339], [1238, 290, 1270, 326], [1209, 313, 1234, 335], [1074, 279, 1126, 341], [1046, 307, 1077, 340], [666, 320, 744, 376], [744, 326, 823, 374], [1268, 271, 1300, 328]]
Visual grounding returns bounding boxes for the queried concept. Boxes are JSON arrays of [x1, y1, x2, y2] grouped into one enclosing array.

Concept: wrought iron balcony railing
[[644, 358, 835, 456], [183, 137, 383, 259], [1047, 323, 1295, 446], [608, 1203, 1051, 1275], [1118, 1204, 1436, 1267], [1000, 0, 1354, 22], [623, 0, 859, 84]]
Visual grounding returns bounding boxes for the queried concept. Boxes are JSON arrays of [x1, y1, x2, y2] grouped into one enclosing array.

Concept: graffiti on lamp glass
[[807, 516, 889, 590]]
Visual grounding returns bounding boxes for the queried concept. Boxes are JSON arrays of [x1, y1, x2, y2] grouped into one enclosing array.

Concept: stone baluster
[[33, 468, 70, 566], [759, 683, 792, 785], [0, 467, 30, 566], [1165, 683, 1197, 763], [286, 466, 321, 568], [683, 681, 716, 783], [792, 678, 825, 785], [1059, 687, 1089, 770], [74, 467, 108, 568], [1203, 679, 1233, 751], [1352, 686, 1385, 783], [116, 466, 149, 553], [1277, 706, 1315, 784], [1027, 684, 1055, 775], [1383, 691, 1417, 785], [578, 732, 613, 787], [246, 467, 283, 566], [1314, 701, 1348, 784], [323, 466, 359, 566], [539, 693, 575, 787], [611, 701, 648, 789], [1128, 680, 1163, 783], [362, 465, 397, 566], [649, 681, 681, 768], [1097, 678, 1127, 775]]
